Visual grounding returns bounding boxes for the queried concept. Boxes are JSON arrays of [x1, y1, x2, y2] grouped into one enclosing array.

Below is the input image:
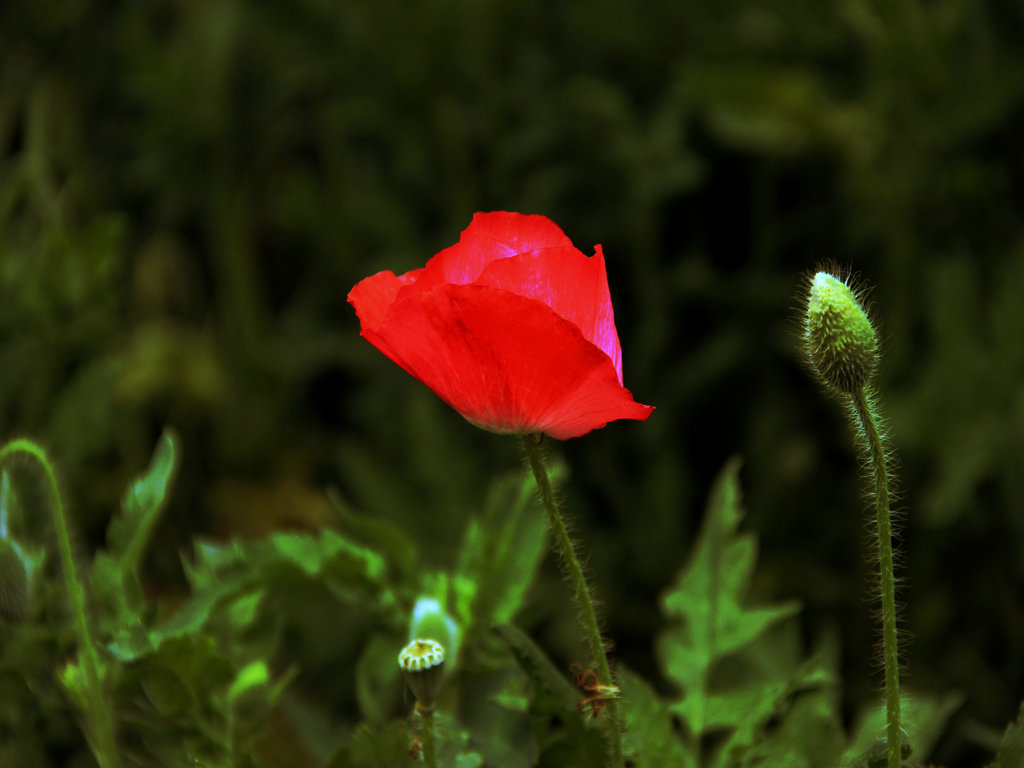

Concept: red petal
[[347, 269, 422, 332], [359, 284, 652, 440], [421, 212, 574, 287], [473, 244, 623, 382]]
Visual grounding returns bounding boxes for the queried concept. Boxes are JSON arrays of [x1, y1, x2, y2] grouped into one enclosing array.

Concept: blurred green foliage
[[1, 0, 1023, 766]]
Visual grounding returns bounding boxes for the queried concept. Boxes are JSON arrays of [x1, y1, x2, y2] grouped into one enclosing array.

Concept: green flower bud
[[398, 639, 445, 712], [804, 271, 878, 394]]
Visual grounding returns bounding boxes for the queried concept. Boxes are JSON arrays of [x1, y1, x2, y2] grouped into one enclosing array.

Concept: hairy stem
[[850, 390, 901, 768], [522, 434, 623, 768], [0, 440, 123, 768], [419, 708, 437, 768]]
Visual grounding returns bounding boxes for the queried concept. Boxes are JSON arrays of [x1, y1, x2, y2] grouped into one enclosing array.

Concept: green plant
[[802, 270, 904, 767]]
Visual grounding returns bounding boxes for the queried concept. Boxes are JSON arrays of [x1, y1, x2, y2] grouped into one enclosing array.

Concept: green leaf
[[657, 457, 799, 738], [842, 692, 962, 767], [455, 466, 551, 641], [742, 688, 846, 768], [92, 551, 153, 659], [141, 665, 194, 717], [227, 659, 269, 708], [355, 633, 403, 724], [327, 487, 419, 580], [987, 701, 1024, 768], [108, 428, 179, 570], [620, 665, 696, 768], [271, 529, 385, 584], [335, 722, 413, 768], [225, 589, 264, 632]]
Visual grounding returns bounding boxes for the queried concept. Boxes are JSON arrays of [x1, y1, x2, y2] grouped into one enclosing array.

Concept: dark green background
[[2, 1, 1022, 765]]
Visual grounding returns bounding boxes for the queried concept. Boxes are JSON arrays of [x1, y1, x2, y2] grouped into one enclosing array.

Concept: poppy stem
[[850, 389, 902, 768], [418, 707, 437, 768], [0, 439, 122, 768], [522, 434, 624, 768]]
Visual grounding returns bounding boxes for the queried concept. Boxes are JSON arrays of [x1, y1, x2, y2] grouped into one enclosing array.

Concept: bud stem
[[850, 390, 902, 768], [0, 439, 122, 768], [522, 434, 623, 768], [419, 708, 437, 768]]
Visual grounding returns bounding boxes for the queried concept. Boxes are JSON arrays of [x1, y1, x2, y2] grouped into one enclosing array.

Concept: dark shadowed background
[[2, 1, 1022, 766]]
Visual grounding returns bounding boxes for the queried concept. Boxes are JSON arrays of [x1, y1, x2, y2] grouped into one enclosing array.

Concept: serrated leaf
[[327, 488, 418, 579], [149, 568, 253, 650], [741, 688, 845, 768], [704, 622, 837, 767], [108, 429, 179, 570], [657, 457, 799, 738], [91, 550, 154, 660], [620, 665, 696, 768], [271, 529, 385, 584]]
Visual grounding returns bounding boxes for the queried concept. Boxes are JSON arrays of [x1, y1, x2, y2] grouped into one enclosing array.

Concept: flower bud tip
[[804, 271, 878, 394]]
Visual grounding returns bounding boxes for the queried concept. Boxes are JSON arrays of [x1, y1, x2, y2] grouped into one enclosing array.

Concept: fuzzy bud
[[398, 639, 446, 712], [804, 271, 878, 394]]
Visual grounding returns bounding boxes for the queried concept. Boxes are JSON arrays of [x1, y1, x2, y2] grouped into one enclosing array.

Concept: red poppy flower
[[348, 212, 654, 440]]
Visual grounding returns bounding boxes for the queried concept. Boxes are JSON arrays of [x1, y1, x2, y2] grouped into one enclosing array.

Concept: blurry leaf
[[227, 659, 269, 708], [328, 487, 418, 580], [619, 665, 695, 768], [0, 535, 31, 620], [330, 721, 412, 768], [109, 428, 178, 568], [658, 457, 799, 737], [58, 657, 91, 712], [149, 567, 254, 651], [456, 466, 551, 642], [711, 621, 836, 766], [987, 701, 1024, 768], [160, 528, 396, 657], [226, 589, 264, 632], [271, 529, 385, 584], [493, 623, 578, 714], [432, 712, 484, 768], [94, 430, 179, 650], [743, 688, 846, 768], [92, 551, 152, 660], [842, 692, 962, 767], [187, 539, 249, 586], [355, 633, 403, 724], [0, 472, 45, 620], [141, 665, 194, 717]]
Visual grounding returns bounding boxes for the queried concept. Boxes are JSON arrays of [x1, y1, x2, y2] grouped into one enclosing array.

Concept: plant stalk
[[850, 391, 901, 768], [522, 434, 623, 768], [0, 439, 123, 768], [419, 707, 437, 768]]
